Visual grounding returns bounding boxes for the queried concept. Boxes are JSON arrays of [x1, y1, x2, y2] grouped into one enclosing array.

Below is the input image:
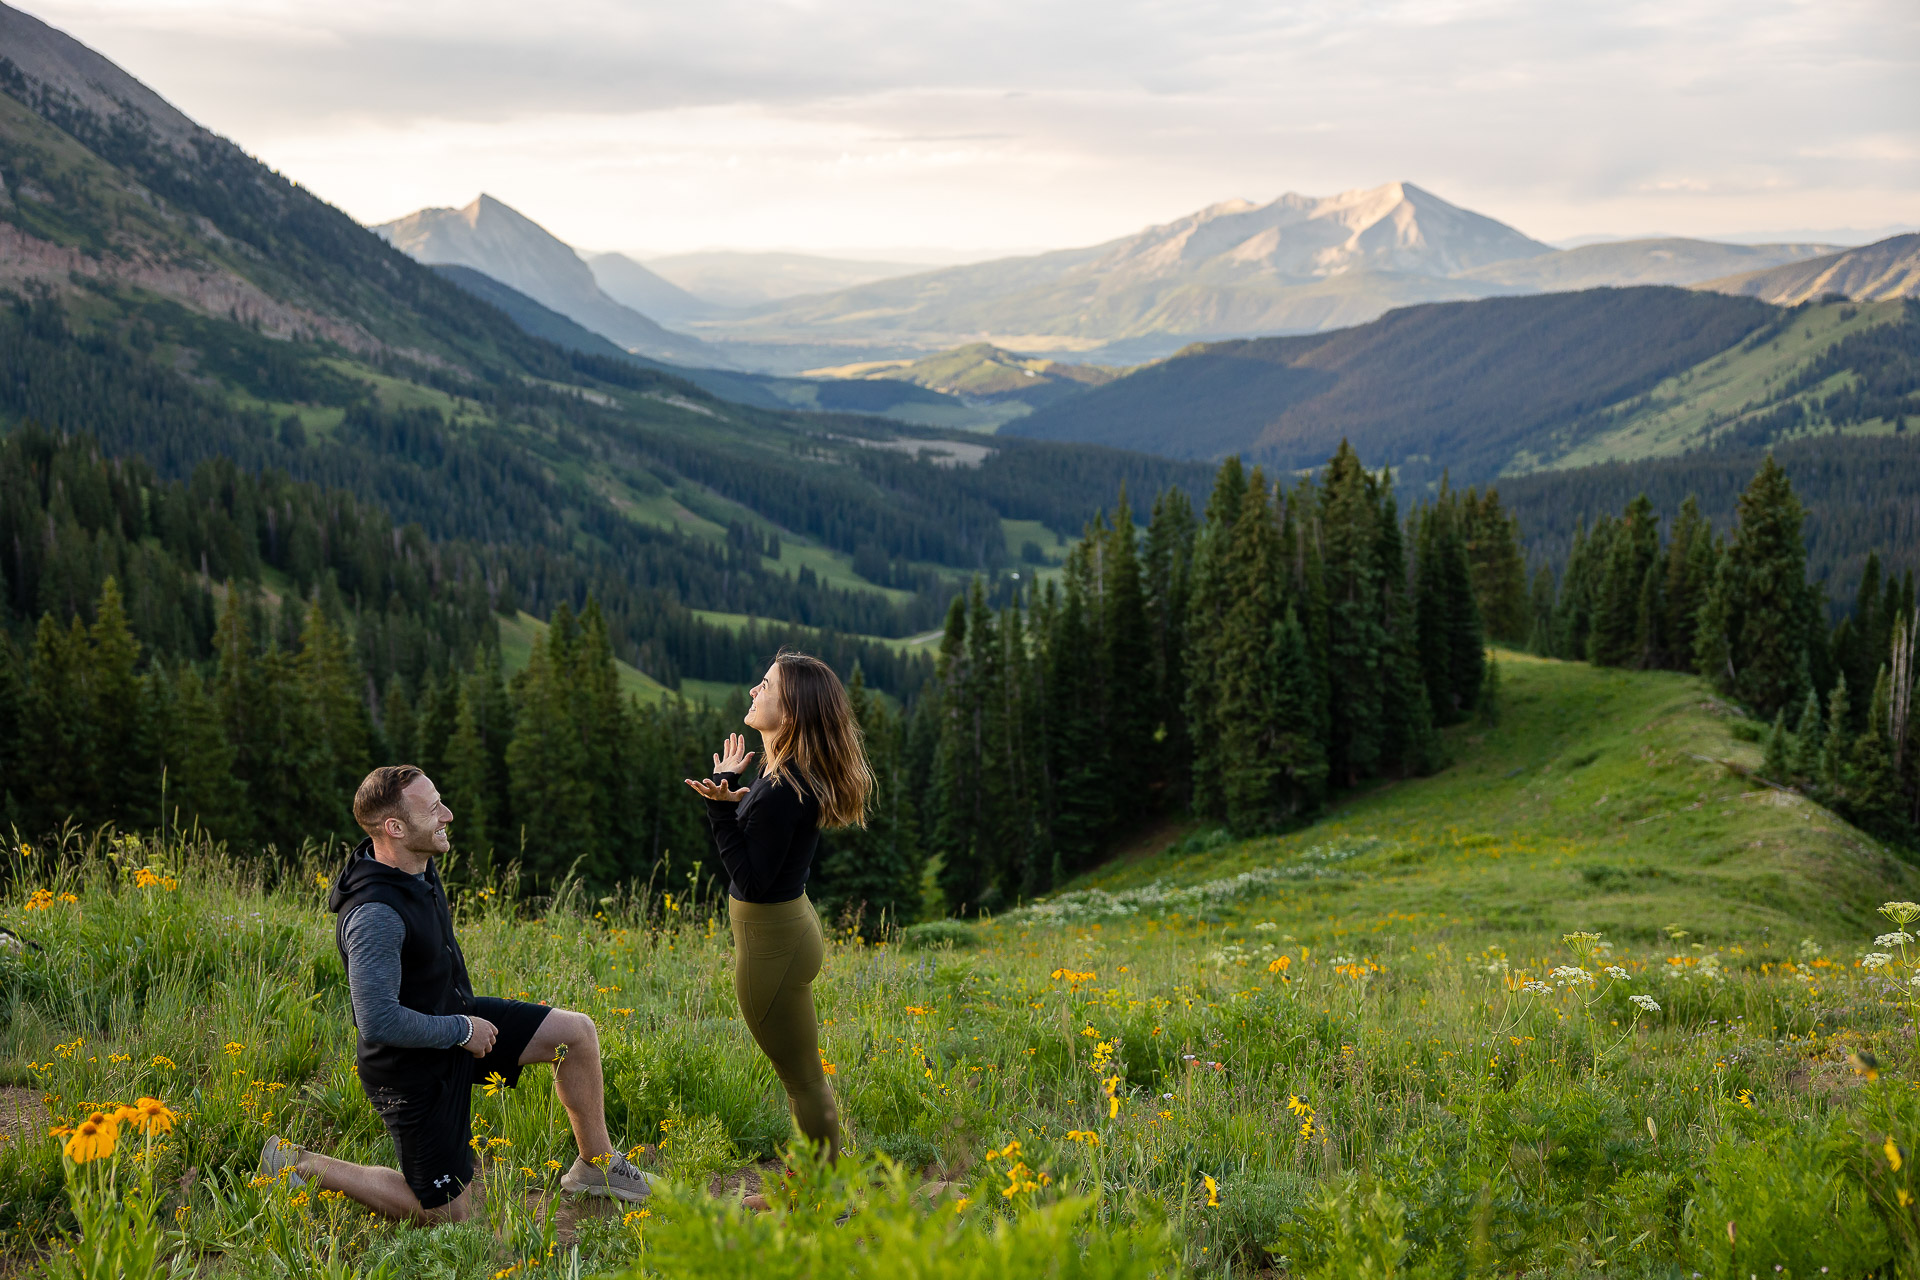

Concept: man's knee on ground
[[420, 1184, 474, 1225]]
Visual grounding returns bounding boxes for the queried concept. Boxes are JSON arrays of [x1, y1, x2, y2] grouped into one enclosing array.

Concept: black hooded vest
[[328, 839, 475, 1089]]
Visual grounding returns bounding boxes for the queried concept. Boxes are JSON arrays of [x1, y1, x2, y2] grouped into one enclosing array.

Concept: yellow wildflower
[[119, 1097, 178, 1136], [64, 1112, 118, 1163]]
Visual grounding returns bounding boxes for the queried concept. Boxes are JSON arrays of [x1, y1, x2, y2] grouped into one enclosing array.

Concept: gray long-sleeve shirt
[[340, 899, 471, 1050]]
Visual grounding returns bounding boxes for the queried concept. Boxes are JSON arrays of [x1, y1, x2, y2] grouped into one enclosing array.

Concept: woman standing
[[684, 651, 872, 1160]]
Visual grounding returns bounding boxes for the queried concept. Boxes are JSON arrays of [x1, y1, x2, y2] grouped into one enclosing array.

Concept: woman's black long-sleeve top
[[704, 769, 821, 903]]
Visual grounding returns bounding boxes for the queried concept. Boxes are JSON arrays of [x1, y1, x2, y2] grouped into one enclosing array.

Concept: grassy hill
[[1076, 651, 1908, 940], [1531, 298, 1912, 471], [5, 655, 1919, 1276]]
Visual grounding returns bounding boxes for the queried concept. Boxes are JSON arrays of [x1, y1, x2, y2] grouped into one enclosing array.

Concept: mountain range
[[374, 196, 718, 365], [4, 0, 1919, 619], [1699, 233, 1920, 305], [372, 181, 1896, 375]]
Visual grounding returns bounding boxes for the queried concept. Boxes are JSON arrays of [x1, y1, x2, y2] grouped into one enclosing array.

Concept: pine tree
[[1788, 689, 1824, 784], [1269, 606, 1329, 814], [0, 632, 23, 829], [505, 630, 596, 886], [1552, 519, 1610, 661], [463, 652, 517, 853], [1589, 495, 1659, 668], [1844, 553, 1885, 720], [997, 600, 1046, 897], [1416, 494, 1485, 723], [1441, 511, 1486, 717], [1142, 488, 1197, 809], [1217, 471, 1288, 830], [155, 662, 245, 841], [1762, 709, 1790, 781], [381, 674, 417, 764], [1377, 474, 1438, 776], [1184, 458, 1247, 820], [1661, 500, 1716, 670], [1696, 456, 1814, 718], [25, 612, 96, 833], [1633, 560, 1664, 671], [1462, 488, 1529, 643], [931, 592, 987, 913], [1101, 495, 1156, 821], [445, 682, 493, 861], [89, 577, 158, 828], [1526, 567, 1556, 656], [1820, 673, 1852, 799], [572, 597, 637, 888], [414, 670, 458, 787], [1321, 444, 1384, 783], [298, 600, 371, 840], [1045, 551, 1106, 881], [1849, 665, 1904, 839]]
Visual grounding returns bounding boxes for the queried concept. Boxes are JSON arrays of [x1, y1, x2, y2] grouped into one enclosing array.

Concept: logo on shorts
[[433, 1174, 454, 1188]]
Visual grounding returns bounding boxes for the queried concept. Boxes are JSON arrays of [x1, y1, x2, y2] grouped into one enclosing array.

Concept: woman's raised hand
[[683, 732, 755, 802], [714, 732, 756, 775]]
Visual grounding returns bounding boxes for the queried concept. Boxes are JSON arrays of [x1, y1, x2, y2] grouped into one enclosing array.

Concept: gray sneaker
[[560, 1152, 657, 1202], [259, 1135, 307, 1188]]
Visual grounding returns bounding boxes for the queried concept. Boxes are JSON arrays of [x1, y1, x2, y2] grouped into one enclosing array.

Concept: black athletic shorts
[[366, 997, 554, 1209]]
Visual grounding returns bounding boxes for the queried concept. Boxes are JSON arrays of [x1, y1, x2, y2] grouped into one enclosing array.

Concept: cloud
[[17, 0, 1919, 253]]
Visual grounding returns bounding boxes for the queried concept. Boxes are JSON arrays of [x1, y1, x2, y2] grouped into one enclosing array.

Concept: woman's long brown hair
[[761, 650, 873, 830]]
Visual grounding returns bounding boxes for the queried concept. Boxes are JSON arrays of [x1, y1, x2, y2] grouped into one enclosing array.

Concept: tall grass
[[7, 658, 1920, 1275]]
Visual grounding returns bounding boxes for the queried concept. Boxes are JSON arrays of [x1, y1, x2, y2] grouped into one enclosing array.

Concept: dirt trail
[[0, 1087, 45, 1145]]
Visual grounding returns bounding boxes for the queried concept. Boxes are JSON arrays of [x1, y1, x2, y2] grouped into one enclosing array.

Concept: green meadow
[[5, 652, 1920, 1278]]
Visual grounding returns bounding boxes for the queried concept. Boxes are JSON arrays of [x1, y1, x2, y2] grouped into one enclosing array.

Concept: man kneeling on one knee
[[259, 765, 653, 1222]]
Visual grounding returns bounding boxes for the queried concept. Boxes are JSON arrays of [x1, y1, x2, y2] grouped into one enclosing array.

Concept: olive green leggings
[[728, 895, 839, 1159]]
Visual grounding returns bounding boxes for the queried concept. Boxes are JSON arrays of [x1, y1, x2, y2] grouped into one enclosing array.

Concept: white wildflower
[[1877, 932, 1915, 948], [1549, 965, 1596, 985], [1629, 994, 1660, 1013], [1254, 922, 1278, 932], [1005, 840, 1379, 924], [1604, 966, 1630, 980], [1863, 953, 1895, 971], [1521, 980, 1553, 994]]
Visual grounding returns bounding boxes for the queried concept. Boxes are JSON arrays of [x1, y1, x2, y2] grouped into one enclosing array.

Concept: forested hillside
[[1498, 433, 1920, 604], [1009, 288, 1780, 478], [1010, 290, 1920, 489], [0, 18, 1210, 689], [916, 447, 1507, 911]]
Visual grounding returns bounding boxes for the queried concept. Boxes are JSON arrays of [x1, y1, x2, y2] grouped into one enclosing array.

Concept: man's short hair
[[354, 765, 426, 835]]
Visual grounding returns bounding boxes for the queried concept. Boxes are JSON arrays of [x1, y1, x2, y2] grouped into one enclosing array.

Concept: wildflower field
[[6, 653, 1920, 1277]]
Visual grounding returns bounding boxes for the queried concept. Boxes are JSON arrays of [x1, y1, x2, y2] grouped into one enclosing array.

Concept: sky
[[17, 0, 1920, 259]]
